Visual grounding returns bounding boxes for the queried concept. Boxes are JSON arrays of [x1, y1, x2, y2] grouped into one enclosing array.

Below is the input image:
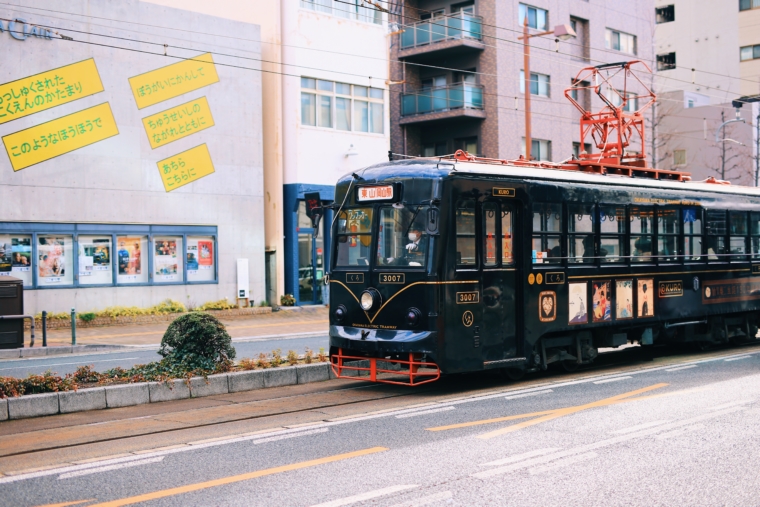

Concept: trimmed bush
[[159, 312, 236, 370], [79, 312, 97, 323], [197, 298, 236, 311], [280, 294, 296, 306]]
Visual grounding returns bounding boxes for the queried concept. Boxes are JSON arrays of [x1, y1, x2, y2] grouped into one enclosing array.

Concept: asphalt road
[[0, 335, 330, 378], [3, 345, 760, 506]]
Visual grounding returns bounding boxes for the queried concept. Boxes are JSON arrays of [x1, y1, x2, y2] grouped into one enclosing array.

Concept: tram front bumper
[[329, 325, 438, 358]]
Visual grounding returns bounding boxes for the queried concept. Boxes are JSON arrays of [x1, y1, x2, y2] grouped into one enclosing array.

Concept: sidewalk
[[28, 307, 329, 348]]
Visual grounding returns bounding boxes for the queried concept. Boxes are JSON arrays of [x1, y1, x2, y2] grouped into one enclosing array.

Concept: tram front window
[[335, 208, 374, 266], [377, 206, 429, 267]]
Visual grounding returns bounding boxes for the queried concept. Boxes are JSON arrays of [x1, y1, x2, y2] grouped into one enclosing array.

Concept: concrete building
[[0, 0, 264, 314], [389, 0, 654, 163]]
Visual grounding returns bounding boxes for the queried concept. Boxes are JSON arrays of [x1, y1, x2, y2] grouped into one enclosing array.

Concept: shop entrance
[[297, 201, 325, 304]]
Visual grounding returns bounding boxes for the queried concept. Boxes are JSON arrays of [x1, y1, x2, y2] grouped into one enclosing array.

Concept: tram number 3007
[[456, 291, 480, 304], [380, 273, 405, 284]]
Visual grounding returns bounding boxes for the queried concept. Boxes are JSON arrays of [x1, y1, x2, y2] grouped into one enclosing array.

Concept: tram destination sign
[[356, 184, 399, 202]]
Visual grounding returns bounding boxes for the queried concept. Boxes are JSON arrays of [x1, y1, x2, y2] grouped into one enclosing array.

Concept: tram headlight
[[334, 305, 347, 323], [406, 307, 421, 327], [360, 288, 381, 311]]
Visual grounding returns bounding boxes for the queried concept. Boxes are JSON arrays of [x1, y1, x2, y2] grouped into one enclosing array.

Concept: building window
[[301, 77, 384, 134], [518, 3, 548, 30], [79, 236, 113, 286], [301, 0, 383, 24], [687, 99, 694, 108], [519, 70, 550, 96], [457, 137, 478, 155], [673, 149, 686, 166], [0, 235, 32, 286], [740, 44, 760, 61], [532, 203, 561, 264], [37, 236, 74, 286], [605, 28, 637, 54], [740, 0, 760, 11], [117, 236, 148, 284], [422, 142, 448, 157], [657, 52, 676, 71], [572, 142, 592, 158], [606, 88, 638, 112], [522, 138, 551, 161], [656, 5, 675, 23]]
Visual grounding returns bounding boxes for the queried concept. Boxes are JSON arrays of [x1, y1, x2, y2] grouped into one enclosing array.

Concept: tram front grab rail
[[330, 348, 441, 386]]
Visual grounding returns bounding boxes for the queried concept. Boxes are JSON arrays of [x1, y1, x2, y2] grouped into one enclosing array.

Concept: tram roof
[[345, 159, 760, 199]]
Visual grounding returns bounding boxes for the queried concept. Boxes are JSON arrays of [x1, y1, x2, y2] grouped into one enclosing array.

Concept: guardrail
[[401, 84, 484, 116], [400, 12, 483, 49]]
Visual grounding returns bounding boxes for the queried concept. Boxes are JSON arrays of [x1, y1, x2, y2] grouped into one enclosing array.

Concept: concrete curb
[[0, 362, 335, 421], [0, 344, 131, 359]]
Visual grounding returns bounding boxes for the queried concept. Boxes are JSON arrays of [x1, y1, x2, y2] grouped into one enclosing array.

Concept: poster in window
[[155, 240, 178, 280], [615, 280, 633, 319], [0, 240, 11, 273], [592, 281, 612, 322], [568, 282, 588, 324], [80, 239, 111, 276], [38, 236, 67, 282], [11, 238, 31, 270], [117, 238, 143, 276], [198, 240, 213, 268], [637, 279, 654, 318]]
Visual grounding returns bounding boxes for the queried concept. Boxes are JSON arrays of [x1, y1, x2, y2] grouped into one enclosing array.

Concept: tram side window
[[502, 207, 514, 265], [657, 208, 680, 262], [335, 208, 374, 266], [568, 203, 594, 264], [630, 207, 654, 262], [483, 203, 498, 267], [706, 210, 727, 260], [729, 211, 748, 261], [600, 205, 625, 263], [683, 207, 702, 261], [456, 199, 477, 266], [532, 203, 561, 264], [751, 212, 760, 260]]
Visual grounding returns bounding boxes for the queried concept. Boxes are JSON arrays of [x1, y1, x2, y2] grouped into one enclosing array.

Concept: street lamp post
[[518, 20, 576, 161]]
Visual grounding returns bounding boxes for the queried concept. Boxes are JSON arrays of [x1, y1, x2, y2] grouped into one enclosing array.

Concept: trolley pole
[[71, 308, 76, 346], [42, 311, 47, 347]]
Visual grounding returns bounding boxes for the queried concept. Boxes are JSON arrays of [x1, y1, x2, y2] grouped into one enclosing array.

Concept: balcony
[[399, 13, 485, 62], [400, 84, 485, 124]]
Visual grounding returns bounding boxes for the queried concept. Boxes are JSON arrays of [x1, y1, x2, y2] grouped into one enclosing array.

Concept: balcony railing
[[401, 84, 484, 116], [400, 13, 483, 49]]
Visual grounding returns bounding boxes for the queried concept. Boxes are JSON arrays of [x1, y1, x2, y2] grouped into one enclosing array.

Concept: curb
[[1, 362, 339, 421], [0, 344, 132, 360]]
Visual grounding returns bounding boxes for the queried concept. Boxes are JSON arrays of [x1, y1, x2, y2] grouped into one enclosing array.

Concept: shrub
[[197, 298, 236, 311], [256, 352, 270, 369], [79, 312, 97, 323], [97, 306, 146, 318], [287, 350, 298, 366], [271, 349, 283, 367], [304, 348, 313, 364], [280, 294, 296, 307], [238, 358, 257, 371], [318, 347, 328, 363], [159, 312, 236, 371], [0, 371, 78, 397], [0, 377, 24, 398], [149, 299, 187, 314], [73, 365, 103, 383], [259, 301, 270, 307]]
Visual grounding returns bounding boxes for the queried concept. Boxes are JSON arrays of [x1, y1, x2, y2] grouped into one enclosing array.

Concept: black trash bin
[[0, 276, 24, 349]]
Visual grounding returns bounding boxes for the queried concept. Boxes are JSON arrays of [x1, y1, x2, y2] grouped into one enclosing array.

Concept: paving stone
[[264, 366, 298, 388], [59, 388, 106, 414], [8, 392, 59, 419], [0, 399, 7, 421], [296, 363, 330, 384], [105, 383, 150, 408], [190, 374, 229, 397], [148, 379, 191, 403], [227, 370, 264, 393]]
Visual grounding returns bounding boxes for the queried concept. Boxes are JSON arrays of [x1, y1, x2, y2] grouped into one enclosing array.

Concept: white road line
[[252, 427, 328, 444], [708, 400, 753, 411], [655, 423, 705, 441], [396, 406, 455, 419], [666, 365, 698, 372], [593, 376, 632, 384], [308, 485, 418, 507], [724, 355, 751, 362], [528, 452, 598, 474], [386, 491, 453, 507], [471, 406, 745, 479], [504, 389, 553, 400], [0, 357, 139, 371], [480, 448, 563, 468], [57, 456, 164, 480], [611, 420, 670, 435]]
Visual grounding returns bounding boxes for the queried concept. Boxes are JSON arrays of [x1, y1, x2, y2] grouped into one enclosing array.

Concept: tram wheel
[[561, 360, 579, 372], [502, 368, 525, 381]]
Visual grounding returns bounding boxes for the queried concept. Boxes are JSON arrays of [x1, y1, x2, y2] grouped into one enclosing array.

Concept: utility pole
[[756, 110, 759, 186], [721, 110, 726, 180]]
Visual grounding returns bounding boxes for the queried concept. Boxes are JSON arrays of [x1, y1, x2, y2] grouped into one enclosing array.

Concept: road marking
[[504, 389, 553, 400], [528, 452, 598, 474], [385, 491, 453, 507], [252, 427, 328, 444], [480, 448, 562, 467], [655, 423, 705, 441], [666, 365, 698, 372], [32, 501, 96, 507], [426, 409, 557, 432], [709, 400, 753, 411], [85, 447, 388, 507], [396, 406, 455, 418], [611, 420, 669, 435], [308, 485, 418, 507], [58, 457, 164, 480], [0, 358, 139, 371], [593, 376, 632, 384], [724, 355, 751, 362]]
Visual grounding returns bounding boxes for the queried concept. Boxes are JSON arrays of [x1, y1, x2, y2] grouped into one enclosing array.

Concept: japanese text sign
[[129, 53, 219, 109], [0, 58, 104, 125], [156, 143, 215, 192], [142, 96, 215, 149], [2, 102, 119, 171], [357, 185, 394, 201]]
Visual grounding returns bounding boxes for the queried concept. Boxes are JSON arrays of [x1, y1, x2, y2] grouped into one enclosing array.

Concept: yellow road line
[[33, 501, 96, 507], [426, 409, 557, 432], [85, 447, 387, 507]]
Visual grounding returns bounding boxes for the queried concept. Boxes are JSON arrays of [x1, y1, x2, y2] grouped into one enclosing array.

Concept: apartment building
[[389, 0, 654, 163]]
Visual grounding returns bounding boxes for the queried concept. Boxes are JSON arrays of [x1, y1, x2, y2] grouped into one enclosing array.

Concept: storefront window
[[153, 236, 184, 283], [116, 236, 148, 284], [78, 236, 113, 285], [37, 235, 74, 286], [0, 235, 32, 286], [187, 236, 215, 282]]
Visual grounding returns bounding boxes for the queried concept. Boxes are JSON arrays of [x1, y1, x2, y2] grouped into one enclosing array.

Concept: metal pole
[[721, 110, 726, 180], [42, 311, 47, 347], [523, 17, 532, 161], [756, 113, 759, 186], [71, 307, 76, 346]]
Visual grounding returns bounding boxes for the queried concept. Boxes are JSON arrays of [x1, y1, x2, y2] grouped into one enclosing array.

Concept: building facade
[[0, 0, 264, 314]]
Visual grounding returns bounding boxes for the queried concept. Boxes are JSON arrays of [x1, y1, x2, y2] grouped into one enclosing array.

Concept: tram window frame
[[334, 207, 374, 268], [532, 202, 562, 264], [656, 207, 680, 263], [482, 202, 499, 267], [751, 212, 760, 260], [630, 206, 654, 263], [455, 199, 477, 267], [729, 210, 748, 262], [502, 206, 515, 266], [683, 207, 703, 262], [705, 209, 727, 261], [567, 203, 595, 265], [599, 204, 626, 264]]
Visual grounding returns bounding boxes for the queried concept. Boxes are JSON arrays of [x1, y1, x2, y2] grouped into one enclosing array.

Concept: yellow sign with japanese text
[[142, 96, 215, 149], [0, 58, 104, 125], [2, 102, 119, 171], [129, 53, 219, 109], [156, 143, 215, 192]]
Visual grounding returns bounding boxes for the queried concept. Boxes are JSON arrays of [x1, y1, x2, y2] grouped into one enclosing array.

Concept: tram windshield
[[376, 206, 429, 268], [335, 208, 374, 266]]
